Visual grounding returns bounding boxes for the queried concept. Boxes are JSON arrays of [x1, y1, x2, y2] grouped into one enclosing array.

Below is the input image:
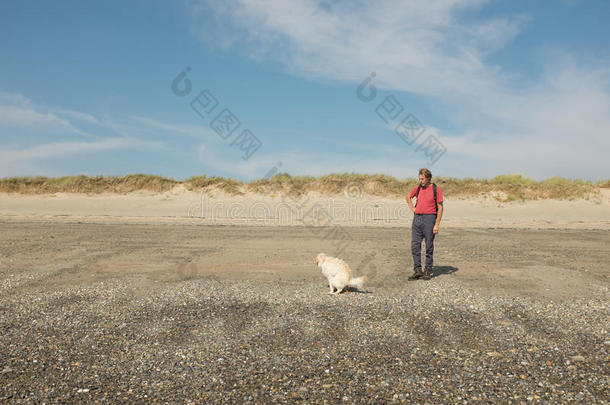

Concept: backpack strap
[[433, 183, 437, 214]]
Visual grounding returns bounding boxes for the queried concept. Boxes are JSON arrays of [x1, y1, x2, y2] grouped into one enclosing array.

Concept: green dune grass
[[0, 173, 607, 201]]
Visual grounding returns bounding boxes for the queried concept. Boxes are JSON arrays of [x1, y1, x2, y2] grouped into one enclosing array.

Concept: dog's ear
[[315, 253, 324, 265], [318, 253, 326, 263]]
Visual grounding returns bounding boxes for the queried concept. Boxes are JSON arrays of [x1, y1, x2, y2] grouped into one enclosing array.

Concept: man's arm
[[433, 202, 443, 234], [406, 195, 416, 213]]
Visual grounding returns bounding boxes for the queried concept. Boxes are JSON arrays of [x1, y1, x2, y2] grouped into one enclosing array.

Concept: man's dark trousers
[[411, 214, 437, 269]]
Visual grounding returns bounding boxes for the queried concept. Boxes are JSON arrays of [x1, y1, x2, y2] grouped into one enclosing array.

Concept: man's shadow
[[325, 266, 459, 292], [431, 265, 459, 278]]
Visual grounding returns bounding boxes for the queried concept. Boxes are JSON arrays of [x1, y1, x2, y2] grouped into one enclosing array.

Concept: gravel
[[1, 276, 608, 403]]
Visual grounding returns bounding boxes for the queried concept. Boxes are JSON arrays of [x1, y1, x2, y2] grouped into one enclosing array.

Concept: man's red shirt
[[408, 184, 443, 214]]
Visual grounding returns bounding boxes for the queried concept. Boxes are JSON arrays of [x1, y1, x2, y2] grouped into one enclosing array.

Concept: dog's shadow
[[325, 286, 372, 294], [344, 286, 373, 294], [431, 265, 459, 278]]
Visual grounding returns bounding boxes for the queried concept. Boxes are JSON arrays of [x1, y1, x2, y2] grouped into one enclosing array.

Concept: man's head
[[418, 168, 432, 186]]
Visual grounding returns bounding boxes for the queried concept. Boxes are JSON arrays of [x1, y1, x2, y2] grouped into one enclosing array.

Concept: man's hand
[[433, 224, 440, 234]]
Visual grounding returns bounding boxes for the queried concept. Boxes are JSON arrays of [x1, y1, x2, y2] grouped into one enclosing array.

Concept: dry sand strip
[[0, 222, 608, 403], [1, 189, 610, 230]]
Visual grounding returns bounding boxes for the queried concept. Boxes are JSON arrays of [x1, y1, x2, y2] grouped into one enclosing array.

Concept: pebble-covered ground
[[0, 221, 608, 403]]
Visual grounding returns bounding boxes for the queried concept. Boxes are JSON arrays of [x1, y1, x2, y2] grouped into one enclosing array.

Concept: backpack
[[415, 183, 437, 214]]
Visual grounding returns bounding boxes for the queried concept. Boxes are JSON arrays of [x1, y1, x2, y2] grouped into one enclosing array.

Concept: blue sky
[[1, 0, 609, 181]]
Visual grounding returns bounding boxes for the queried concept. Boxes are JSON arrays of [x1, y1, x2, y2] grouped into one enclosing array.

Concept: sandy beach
[[1, 190, 609, 402], [0, 219, 608, 403], [1, 186, 609, 229]]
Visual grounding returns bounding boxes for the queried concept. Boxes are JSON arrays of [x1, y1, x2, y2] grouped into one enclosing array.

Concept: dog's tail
[[348, 275, 367, 289]]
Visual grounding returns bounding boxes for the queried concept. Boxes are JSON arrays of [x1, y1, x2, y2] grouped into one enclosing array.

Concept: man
[[406, 168, 444, 281]]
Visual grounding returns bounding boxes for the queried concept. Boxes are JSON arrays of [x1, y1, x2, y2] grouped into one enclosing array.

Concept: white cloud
[[190, 0, 610, 180], [0, 105, 97, 138], [0, 91, 98, 138], [0, 138, 164, 178], [131, 115, 217, 139], [0, 91, 32, 107], [191, 0, 524, 97], [0, 138, 162, 160], [56, 109, 103, 126], [0, 92, 168, 178]]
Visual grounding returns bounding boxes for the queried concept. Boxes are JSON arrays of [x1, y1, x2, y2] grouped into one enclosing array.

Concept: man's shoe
[[408, 268, 423, 281], [421, 267, 432, 280]]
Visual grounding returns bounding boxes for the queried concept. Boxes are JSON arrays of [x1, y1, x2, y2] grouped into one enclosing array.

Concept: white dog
[[315, 253, 367, 294]]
